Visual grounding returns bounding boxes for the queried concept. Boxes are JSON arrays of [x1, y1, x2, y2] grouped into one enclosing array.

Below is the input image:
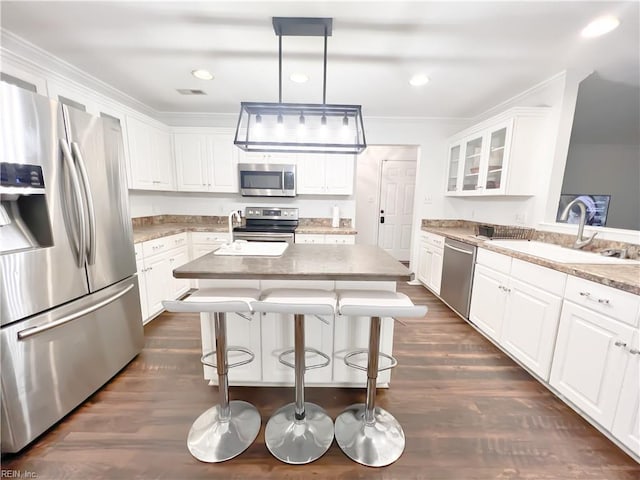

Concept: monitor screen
[[556, 194, 611, 227]]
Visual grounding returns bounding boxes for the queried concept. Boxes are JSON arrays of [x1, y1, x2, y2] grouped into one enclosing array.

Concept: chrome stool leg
[[265, 314, 334, 464], [187, 312, 261, 463], [335, 316, 405, 467]]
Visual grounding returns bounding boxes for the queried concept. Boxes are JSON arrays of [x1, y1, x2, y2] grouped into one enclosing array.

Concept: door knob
[[380, 210, 385, 224]]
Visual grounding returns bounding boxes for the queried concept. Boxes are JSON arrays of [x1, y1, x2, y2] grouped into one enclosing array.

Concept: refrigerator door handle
[[17, 283, 135, 340], [71, 141, 97, 265], [59, 138, 87, 267]]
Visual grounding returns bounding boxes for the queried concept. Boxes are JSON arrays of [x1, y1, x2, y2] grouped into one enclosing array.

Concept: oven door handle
[[234, 232, 294, 242]]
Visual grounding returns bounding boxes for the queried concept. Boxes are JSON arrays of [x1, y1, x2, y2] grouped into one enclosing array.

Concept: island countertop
[[173, 244, 410, 281]]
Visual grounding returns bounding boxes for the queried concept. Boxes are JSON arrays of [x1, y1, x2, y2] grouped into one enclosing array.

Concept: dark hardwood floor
[[3, 283, 639, 479]]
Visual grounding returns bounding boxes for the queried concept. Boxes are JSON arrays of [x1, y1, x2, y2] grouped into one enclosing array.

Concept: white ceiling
[[1, 1, 638, 118]]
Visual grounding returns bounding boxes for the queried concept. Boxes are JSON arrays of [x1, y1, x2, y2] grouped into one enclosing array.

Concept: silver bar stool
[[253, 288, 337, 464], [162, 288, 262, 463], [334, 290, 427, 467]]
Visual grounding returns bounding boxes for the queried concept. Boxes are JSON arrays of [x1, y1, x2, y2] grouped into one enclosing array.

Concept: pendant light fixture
[[233, 17, 367, 155]]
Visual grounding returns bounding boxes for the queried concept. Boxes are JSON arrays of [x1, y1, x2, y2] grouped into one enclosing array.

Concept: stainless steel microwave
[[238, 163, 296, 197]]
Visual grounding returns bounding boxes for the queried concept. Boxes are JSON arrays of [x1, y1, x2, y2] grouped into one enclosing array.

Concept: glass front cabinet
[[445, 108, 549, 197]]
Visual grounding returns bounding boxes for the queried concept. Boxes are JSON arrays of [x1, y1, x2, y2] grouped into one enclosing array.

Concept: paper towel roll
[[332, 206, 340, 228]]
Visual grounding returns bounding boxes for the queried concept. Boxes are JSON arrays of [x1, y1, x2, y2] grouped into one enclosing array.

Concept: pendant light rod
[[278, 34, 283, 104], [323, 26, 327, 105]]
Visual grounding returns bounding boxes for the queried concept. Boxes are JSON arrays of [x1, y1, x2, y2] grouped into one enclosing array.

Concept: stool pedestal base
[[334, 403, 405, 467], [187, 400, 261, 463], [265, 402, 334, 464]]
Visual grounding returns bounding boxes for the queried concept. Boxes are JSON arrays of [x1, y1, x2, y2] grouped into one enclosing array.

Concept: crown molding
[[471, 70, 569, 123], [1, 29, 158, 119]]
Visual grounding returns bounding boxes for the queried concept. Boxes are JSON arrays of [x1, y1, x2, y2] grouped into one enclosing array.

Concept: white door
[[377, 160, 416, 261]]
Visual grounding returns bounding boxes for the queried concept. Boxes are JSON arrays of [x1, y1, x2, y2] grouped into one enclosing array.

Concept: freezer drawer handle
[[17, 284, 135, 340], [444, 243, 474, 255]]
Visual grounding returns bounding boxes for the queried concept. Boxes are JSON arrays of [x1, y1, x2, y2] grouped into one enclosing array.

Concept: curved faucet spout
[[559, 198, 597, 249], [228, 210, 241, 243]]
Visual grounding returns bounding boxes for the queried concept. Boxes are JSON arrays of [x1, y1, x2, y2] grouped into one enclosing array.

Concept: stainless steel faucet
[[559, 197, 597, 249]]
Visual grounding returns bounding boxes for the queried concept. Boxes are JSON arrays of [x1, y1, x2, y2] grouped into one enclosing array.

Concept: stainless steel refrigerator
[[0, 83, 143, 453]]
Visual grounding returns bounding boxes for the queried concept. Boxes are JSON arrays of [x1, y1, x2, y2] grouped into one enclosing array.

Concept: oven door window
[[240, 171, 283, 190]]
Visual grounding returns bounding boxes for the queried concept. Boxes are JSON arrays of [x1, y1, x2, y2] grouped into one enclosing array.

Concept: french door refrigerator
[[0, 83, 143, 453]]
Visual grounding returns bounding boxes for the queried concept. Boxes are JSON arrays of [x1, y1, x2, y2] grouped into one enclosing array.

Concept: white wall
[[561, 143, 640, 230]]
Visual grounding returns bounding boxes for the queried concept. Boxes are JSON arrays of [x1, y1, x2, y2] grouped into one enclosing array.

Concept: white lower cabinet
[[295, 234, 355, 244], [135, 232, 191, 324], [469, 249, 566, 380], [550, 301, 635, 429], [612, 332, 640, 456], [189, 232, 229, 287], [469, 263, 509, 341], [416, 232, 444, 295]]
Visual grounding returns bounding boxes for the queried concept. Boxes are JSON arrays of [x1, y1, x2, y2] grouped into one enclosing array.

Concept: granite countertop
[[174, 244, 410, 281], [133, 223, 228, 243], [421, 226, 640, 295]]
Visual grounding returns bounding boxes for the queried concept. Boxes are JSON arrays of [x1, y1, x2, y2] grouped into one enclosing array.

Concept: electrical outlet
[[424, 194, 433, 204], [515, 212, 527, 224]]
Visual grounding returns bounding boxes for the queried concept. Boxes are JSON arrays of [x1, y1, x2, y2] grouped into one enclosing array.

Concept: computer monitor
[[556, 194, 611, 227]]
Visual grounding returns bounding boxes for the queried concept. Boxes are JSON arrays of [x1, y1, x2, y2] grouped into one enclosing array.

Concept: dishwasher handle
[[444, 242, 474, 255]]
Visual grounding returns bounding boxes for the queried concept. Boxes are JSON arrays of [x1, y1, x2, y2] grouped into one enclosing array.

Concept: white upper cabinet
[[174, 130, 239, 193], [126, 115, 175, 190], [297, 153, 354, 195], [445, 107, 548, 196]]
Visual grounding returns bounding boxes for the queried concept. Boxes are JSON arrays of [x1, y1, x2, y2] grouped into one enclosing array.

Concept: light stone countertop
[[174, 244, 410, 281], [421, 226, 640, 295], [133, 223, 228, 244]]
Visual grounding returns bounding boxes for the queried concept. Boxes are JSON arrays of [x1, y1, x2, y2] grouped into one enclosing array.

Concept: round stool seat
[[252, 288, 337, 315], [162, 288, 262, 463], [253, 288, 336, 464]]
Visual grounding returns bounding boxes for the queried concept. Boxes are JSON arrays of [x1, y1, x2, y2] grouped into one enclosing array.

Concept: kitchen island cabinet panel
[[172, 246, 410, 387]]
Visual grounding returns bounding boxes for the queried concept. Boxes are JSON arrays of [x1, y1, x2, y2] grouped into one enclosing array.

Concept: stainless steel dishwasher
[[440, 238, 477, 319]]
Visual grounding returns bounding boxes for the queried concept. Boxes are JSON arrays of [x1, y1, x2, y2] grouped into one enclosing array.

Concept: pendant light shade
[[234, 17, 367, 155]]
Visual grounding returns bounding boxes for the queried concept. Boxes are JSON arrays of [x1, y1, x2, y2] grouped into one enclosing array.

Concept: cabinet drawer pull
[[614, 341, 627, 348], [597, 298, 610, 304], [629, 348, 640, 355], [579, 291, 591, 297]]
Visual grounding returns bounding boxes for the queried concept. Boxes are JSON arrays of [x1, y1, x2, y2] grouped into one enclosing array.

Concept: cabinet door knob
[[629, 348, 640, 355], [614, 340, 627, 348]]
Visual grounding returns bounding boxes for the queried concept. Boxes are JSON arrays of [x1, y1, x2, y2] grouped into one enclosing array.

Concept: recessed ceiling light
[[409, 74, 430, 87], [290, 72, 309, 83], [581, 15, 620, 38], [191, 69, 214, 80]]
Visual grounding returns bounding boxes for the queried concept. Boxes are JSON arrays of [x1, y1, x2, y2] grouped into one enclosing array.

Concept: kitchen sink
[[214, 241, 289, 257], [488, 240, 639, 265]]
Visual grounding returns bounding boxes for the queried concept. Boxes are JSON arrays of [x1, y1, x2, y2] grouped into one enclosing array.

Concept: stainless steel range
[[233, 207, 298, 244]]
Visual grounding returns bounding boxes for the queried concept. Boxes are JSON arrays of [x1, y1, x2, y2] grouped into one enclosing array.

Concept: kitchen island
[[173, 244, 411, 387]]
